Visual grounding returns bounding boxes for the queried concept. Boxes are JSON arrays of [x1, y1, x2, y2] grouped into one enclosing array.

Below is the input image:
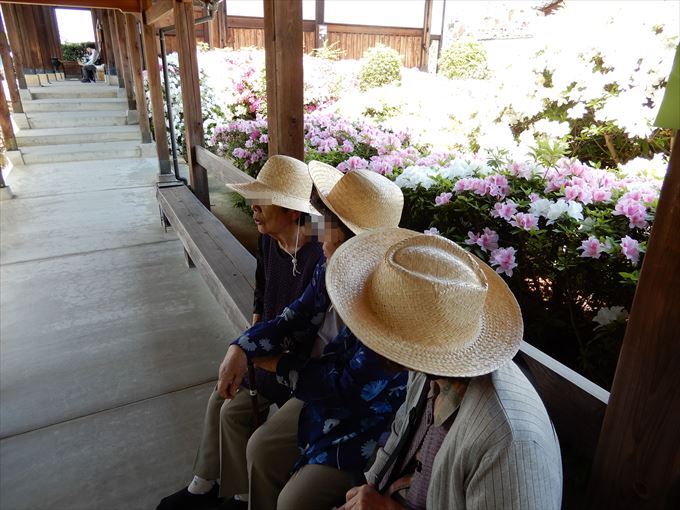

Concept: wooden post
[[587, 131, 680, 509], [174, 0, 209, 206], [125, 13, 152, 143], [263, 0, 304, 160], [0, 70, 17, 151], [114, 10, 136, 109], [141, 11, 171, 173], [106, 10, 124, 87], [1, 4, 27, 89], [315, 0, 324, 48], [0, 9, 23, 113], [420, 0, 433, 71], [101, 9, 116, 77]]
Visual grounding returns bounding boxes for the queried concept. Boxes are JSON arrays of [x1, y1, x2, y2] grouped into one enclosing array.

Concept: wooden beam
[[0, 69, 17, 151], [587, 131, 680, 509], [263, 0, 304, 160], [325, 22, 422, 37], [141, 18, 171, 173], [174, 0, 209, 207], [114, 10, 136, 109], [106, 10, 124, 87], [1, 4, 26, 88], [125, 13, 152, 143], [0, 8, 22, 112], [144, 0, 172, 25], [1, 1, 141, 11], [420, 0, 433, 71]]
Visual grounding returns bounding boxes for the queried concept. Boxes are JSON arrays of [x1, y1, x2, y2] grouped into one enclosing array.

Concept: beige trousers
[[193, 390, 356, 510], [193, 388, 271, 498]]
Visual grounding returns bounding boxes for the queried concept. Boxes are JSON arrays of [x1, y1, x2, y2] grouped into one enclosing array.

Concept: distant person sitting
[[80, 45, 99, 83]]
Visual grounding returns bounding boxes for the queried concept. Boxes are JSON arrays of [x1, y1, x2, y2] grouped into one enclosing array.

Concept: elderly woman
[[217, 163, 407, 510], [158, 155, 322, 510]]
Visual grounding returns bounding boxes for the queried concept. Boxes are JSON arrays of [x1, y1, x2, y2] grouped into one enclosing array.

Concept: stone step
[[27, 111, 129, 129], [20, 141, 142, 164], [15, 126, 140, 147], [23, 98, 128, 112], [30, 86, 120, 100]]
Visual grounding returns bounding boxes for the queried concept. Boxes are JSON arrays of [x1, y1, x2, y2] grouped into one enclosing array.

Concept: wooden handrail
[[195, 146, 255, 185]]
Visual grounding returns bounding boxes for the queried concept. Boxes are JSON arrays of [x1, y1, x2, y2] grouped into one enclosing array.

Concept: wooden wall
[[1, 3, 62, 74]]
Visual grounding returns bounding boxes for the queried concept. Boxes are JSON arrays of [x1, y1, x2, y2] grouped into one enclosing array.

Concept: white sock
[[187, 475, 215, 495]]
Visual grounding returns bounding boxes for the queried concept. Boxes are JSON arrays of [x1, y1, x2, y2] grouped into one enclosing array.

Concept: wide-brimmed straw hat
[[308, 161, 403, 234], [226, 155, 316, 214], [326, 228, 523, 377]]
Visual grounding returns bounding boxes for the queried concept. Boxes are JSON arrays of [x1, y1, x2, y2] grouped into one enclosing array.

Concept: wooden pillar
[[101, 10, 116, 76], [263, 0, 304, 160], [315, 0, 324, 48], [114, 10, 136, 109], [587, 131, 680, 509], [141, 17, 171, 173], [125, 13, 152, 143], [419, 0, 433, 71], [0, 9, 22, 112], [0, 70, 17, 151], [106, 10, 124, 86], [174, 0, 209, 206], [1, 4, 26, 89]]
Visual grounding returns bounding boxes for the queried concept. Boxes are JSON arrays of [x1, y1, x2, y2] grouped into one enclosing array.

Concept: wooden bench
[[157, 147, 610, 506], [156, 148, 256, 331]]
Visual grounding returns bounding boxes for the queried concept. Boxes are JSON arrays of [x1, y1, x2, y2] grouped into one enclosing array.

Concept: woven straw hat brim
[[227, 180, 315, 214], [326, 228, 524, 378], [308, 162, 399, 234]]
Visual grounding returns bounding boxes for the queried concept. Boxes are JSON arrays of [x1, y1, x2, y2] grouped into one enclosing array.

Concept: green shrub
[[438, 41, 491, 80], [358, 44, 402, 91], [61, 42, 95, 61]]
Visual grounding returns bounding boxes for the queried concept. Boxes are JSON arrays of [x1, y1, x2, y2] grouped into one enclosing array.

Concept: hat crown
[[368, 235, 488, 351], [258, 155, 312, 203], [327, 169, 403, 231]]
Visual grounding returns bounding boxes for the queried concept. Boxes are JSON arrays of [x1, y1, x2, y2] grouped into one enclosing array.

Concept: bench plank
[[516, 341, 609, 459], [158, 185, 256, 331]]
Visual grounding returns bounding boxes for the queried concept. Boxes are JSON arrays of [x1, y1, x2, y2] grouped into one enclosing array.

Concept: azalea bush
[[395, 145, 665, 387]]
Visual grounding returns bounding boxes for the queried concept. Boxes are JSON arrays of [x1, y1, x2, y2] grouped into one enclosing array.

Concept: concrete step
[[30, 86, 120, 100], [20, 141, 142, 164], [15, 126, 140, 147], [23, 98, 128, 112], [27, 111, 128, 129]]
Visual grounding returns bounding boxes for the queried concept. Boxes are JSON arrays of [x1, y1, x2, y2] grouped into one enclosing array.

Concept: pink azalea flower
[[591, 188, 612, 202], [577, 236, 607, 259], [613, 198, 648, 229], [620, 235, 641, 264], [490, 247, 518, 277], [491, 200, 518, 221], [484, 174, 510, 198], [435, 192, 453, 206], [345, 156, 369, 170], [466, 227, 499, 253], [511, 212, 539, 231], [341, 140, 354, 153], [424, 227, 440, 236], [509, 162, 532, 179]]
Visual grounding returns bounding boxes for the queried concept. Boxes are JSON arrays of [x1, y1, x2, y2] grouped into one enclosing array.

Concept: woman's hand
[[216, 345, 248, 399]]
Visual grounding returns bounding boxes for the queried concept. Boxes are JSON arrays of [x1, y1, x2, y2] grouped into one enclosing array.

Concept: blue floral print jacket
[[232, 262, 408, 472]]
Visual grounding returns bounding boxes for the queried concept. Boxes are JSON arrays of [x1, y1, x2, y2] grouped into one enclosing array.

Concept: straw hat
[[226, 155, 316, 214], [308, 161, 403, 234], [326, 228, 523, 377]]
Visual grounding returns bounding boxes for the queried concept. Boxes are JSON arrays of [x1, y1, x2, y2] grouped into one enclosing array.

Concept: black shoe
[[157, 484, 221, 510], [215, 497, 247, 510], [80, 79, 89, 83]]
